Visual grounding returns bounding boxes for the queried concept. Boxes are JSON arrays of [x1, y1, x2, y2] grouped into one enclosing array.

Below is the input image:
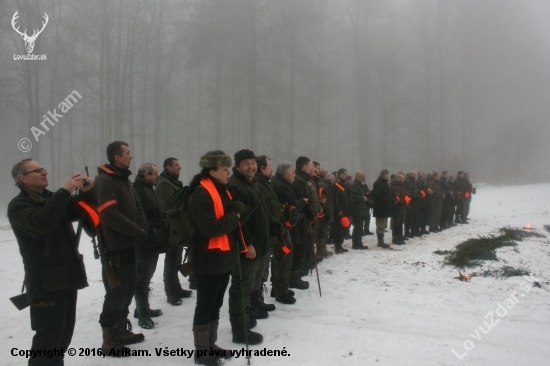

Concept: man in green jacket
[[416, 172, 431, 235], [429, 171, 445, 232], [8, 158, 93, 365], [228, 149, 270, 344], [317, 173, 335, 259], [271, 162, 307, 304], [349, 171, 370, 250], [133, 163, 168, 329], [332, 169, 352, 254], [291, 156, 318, 286], [93, 141, 148, 353], [156, 157, 192, 305], [253, 155, 282, 310]]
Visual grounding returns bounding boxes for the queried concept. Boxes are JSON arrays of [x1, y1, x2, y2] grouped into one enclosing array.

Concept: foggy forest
[[1, 0, 550, 205]]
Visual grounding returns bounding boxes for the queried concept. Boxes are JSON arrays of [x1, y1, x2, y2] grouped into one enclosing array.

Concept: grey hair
[[138, 163, 156, 177], [325, 173, 335, 181], [11, 158, 33, 187], [276, 161, 294, 176]]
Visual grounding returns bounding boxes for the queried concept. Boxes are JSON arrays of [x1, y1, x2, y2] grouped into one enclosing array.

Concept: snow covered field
[[1, 183, 549, 366]]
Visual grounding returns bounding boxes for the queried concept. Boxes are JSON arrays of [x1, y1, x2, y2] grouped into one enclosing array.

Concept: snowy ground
[[1, 183, 550, 366]]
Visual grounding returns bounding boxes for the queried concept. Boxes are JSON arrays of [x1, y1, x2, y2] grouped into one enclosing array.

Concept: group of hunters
[[8, 141, 475, 365]]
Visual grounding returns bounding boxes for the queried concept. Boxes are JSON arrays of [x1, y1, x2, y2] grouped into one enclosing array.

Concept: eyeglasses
[[23, 168, 46, 175]]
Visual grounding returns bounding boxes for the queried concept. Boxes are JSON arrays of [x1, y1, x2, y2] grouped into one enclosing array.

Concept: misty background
[[1, 0, 550, 207]]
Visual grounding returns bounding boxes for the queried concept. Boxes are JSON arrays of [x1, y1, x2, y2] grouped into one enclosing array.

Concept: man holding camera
[[8, 158, 93, 366]]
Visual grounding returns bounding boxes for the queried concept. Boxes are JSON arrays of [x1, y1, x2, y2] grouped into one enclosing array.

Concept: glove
[[228, 201, 248, 215], [284, 205, 300, 227]]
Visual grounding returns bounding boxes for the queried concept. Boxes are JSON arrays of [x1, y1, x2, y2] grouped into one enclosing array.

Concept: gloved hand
[[228, 201, 248, 215], [284, 205, 300, 227], [278, 229, 293, 252]]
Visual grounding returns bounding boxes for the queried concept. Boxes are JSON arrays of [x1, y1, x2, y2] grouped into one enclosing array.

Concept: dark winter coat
[[464, 179, 473, 202], [93, 164, 147, 251], [349, 179, 370, 217], [255, 173, 284, 247], [429, 180, 445, 208], [318, 178, 334, 220], [8, 187, 92, 303], [334, 178, 352, 216], [372, 177, 392, 218], [155, 171, 183, 210], [133, 175, 169, 252], [416, 179, 431, 209], [454, 177, 468, 200], [228, 168, 270, 259], [292, 169, 318, 223], [271, 174, 308, 213], [440, 177, 453, 204], [188, 177, 240, 275]]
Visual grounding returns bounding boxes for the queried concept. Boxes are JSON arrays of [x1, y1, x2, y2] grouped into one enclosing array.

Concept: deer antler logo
[[11, 11, 49, 54]]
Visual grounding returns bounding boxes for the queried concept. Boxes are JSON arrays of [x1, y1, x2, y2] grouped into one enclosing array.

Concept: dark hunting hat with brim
[[199, 150, 233, 169]]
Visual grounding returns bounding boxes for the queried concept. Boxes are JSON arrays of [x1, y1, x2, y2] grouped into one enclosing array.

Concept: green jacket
[[155, 171, 183, 210], [416, 178, 430, 208], [255, 173, 284, 248], [228, 168, 270, 259], [93, 164, 147, 251], [349, 179, 370, 217], [8, 187, 92, 303], [318, 178, 334, 219], [292, 169, 317, 224], [334, 178, 351, 216], [429, 180, 445, 208], [133, 175, 169, 252]]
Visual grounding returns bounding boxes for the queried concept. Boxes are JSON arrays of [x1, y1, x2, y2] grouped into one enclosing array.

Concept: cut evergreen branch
[[544, 225, 550, 234], [433, 227, 542, 270], [471, 265, 532, 279]]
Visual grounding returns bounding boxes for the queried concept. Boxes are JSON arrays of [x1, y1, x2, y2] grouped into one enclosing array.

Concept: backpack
[[164, 186, 195, 247]]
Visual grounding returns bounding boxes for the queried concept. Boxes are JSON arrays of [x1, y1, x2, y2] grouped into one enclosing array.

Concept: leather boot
[[334, 242, 349, 254], [134, 288, 156, 329], [209, 321, 232, 359], [193, 323, 223, 365], [165, 279, 182, 306], [101, 324, 131, 357], [258, 285, 275, 311], [289, 269, 309, 290], [398, 224, 406, 244], [377, 234, 390, 248], [117, 318, 145, 345]]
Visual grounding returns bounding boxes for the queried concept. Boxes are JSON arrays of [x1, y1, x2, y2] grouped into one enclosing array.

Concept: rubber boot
[[398, 224, 406, 244], [377, 234, 390, 249], [193, 323, 223, 365], [101, 324, 131, 357], [209, 320, 232, 359], [117, 318, 145, 345], [319, 238, 334, 258]]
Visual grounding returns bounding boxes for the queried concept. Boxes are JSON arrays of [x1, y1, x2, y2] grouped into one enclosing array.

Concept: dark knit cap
[[234, 149, 256, 166]]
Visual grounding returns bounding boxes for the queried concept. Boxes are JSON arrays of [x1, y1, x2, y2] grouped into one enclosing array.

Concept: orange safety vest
[[200, 177, 231, 251]]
